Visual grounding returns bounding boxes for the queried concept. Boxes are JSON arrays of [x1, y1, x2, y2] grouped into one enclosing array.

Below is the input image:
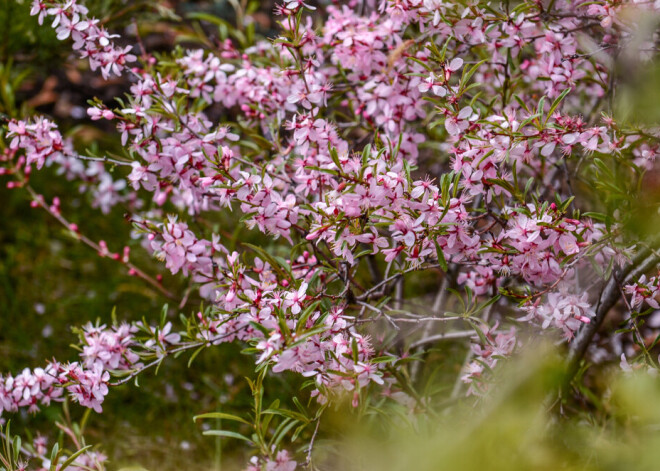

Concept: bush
[[2, 0, 660, 469]]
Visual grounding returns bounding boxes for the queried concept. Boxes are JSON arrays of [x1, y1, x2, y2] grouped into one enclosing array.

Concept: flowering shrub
[[3, 0, 660, 468]]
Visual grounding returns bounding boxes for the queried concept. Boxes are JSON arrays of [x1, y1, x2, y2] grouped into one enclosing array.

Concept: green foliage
[[0, 0, 60, 70], [321, 346, 660, 471]]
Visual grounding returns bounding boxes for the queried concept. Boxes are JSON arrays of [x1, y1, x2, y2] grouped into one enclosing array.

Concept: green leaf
[[49, 443, 60, 471], [466, 319, 488, 345], [371, 355, 398, 364], [187, 345, 206, 368], [289, 326, 328, 347], [592, 158, 613, 177], [546, 88, 571, 122], [194, 412, 251, 425], [270, 418, 300, 448], [537, 96, 546, 117], [362, 143, 372, 167], [434, 241, 448, 272], [461, 59, 487, 91], [519, 113, 542, 129], [329, 146, 342, 169], [303, 165, 340, 176], [351, 337, 359, 363], [249, 321, 271, 336], [186, 12, 230, 28], [203, 430, 253, 443], [407, 57, 432, 72], [262, 408, 309, 423], [242, 242, 289, 280], [59, 446, 93, 471], [296, 300, 322, 335]]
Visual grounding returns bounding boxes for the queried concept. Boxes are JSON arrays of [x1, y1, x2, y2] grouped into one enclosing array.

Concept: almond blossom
[[2, 0, 660, 467]]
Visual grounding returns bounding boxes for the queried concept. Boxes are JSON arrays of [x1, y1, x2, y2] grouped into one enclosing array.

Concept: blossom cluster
[[0, 323, 140, 415], [462, 324, 517, 396], [147, 219, 382, 404], [30, 0, 135, 78], [625, 273, 660, 310], [30, 435, 108, 471], [522, 290, 596, 339], [6, 117, 128, 213]]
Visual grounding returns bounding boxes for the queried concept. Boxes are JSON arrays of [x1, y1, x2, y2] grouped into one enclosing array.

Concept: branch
[[305, 417, 321, 469], [409, 330, 477, 349], [110, 327, 248, 386], [356, 263, 440, 301], [566, 248, 660, 379], [74, 154, 133, 166], [25, 185, 175, 300]]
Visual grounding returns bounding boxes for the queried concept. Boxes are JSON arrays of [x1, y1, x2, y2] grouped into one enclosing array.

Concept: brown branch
[[25, 185, 175, 300], [566, 247, 660, 379]]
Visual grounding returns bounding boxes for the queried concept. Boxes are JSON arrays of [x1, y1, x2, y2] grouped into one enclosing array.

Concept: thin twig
[[409, 330, 477, 349], [305, 417, 321, 469], [451, 303, 494, 398], [75, 154, 133, 166], [357, 263, 440, 301], [25, 185, 174, 299]]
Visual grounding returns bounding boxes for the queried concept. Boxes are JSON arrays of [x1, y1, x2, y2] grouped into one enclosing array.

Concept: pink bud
[[155, 191, 167, 206]]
